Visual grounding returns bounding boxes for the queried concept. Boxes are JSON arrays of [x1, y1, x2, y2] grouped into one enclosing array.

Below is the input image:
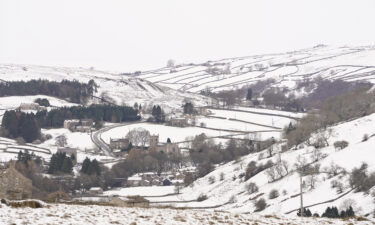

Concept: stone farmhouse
[[63, 119, 94, 132], [126, 171, 190, 187], [18, 103, 46, 112], [149, 135, 180, 155], [110, 138, 130, 150], [0, 164, 33, 200], [167, 117, 188, 127]]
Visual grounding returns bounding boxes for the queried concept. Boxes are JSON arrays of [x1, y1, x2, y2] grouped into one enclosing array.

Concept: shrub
[[229, 195, 237, 203], [297, 208, 312, 217], [197, 194, 208, 202], [333, 140, 349, 150], [268, 189, 279, 199], [330, 180, 344, 194], [254, 198, 267, 212], [245, 182, 259, 194], [208, 176, 216, 184], [349, 163, 375, 192], [362, 134, 369, 142], [219, 172, 225, 181]]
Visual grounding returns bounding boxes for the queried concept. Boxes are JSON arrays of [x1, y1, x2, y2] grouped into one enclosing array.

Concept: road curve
[[91, 122, 144, 157]]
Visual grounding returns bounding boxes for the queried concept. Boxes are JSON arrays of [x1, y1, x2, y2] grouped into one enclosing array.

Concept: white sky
[[0, 0, 375, 71]]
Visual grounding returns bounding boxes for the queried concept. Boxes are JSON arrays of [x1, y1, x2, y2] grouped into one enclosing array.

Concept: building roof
[[89, 187, 103, 191]]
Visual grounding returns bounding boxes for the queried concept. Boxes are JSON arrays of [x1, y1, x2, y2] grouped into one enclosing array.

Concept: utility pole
[[300, 174, 304, 217]]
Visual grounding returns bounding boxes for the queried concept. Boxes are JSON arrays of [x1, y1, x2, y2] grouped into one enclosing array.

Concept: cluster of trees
[[112, 149, 187, 177], [1, 111, 41, 142], [349, 162, 375, 193], [126, 128, 150, 148], [321, 206, 355, 218], [37, 104, 140, 128], [15, 151, 63, 198], [245, 160, 273, 181], [285, 87, 375, 148], [17, 150, 42, 167], [34, 98, 50, 107], [1, 105, 140, 143], [0, 79, 98, 104], [297, 208, 313, 217], [263, 88, 303, 112], [189, 134, 254, 165], [151, 105, 165, 123], [48, 152, 74, 174], [183, 102, 195, 114], [299, 78, 372, 109], [81, 158, 101, 176]]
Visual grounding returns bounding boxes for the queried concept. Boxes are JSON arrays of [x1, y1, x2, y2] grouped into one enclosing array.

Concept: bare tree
[[126, 128, 150, 147], [55, 135, 68, 147], [167, 59, 175, 68]]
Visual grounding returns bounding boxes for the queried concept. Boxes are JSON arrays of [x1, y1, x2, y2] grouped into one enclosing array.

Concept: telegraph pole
[[300, 174, 304, 217]]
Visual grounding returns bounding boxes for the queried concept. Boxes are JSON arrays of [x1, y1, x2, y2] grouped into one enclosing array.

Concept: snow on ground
[[104, 186, 175, 197], [209, 108, 295, 129], [0, 64, 211, 112], [41, 128, 94, 150], [0, 203, 372, 225], [100, 122, 239, 144], [0, 95, 79, 109], [146, 112, 375, 217], [136, 45, 375, 93], [233, 106, 305, 119]]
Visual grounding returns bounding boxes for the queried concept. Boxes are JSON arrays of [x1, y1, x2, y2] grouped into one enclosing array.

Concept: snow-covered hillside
[[0, 64, 211, 112], [134, 45, 375, 93], [143, 112, 375, 217]]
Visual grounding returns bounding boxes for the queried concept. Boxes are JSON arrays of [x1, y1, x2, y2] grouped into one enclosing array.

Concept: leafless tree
[[55, 135, 68, 147], [167, 59, 175, 68], [126, 128, 150, 147]]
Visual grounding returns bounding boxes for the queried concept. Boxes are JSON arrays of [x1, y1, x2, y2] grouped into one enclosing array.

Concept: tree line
[[0, 79, 98, 104], [1, 104, 140, 142]]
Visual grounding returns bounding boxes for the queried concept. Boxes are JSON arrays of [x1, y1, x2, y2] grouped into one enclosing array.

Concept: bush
[[349, 163, 375, 192], [208, 176, 216, 184], [219, 172, 225, 181], [229, 195, 237, 203], [197, 194, 208, 202], [34, 98, 50, 107], [362, 134, 369, 142], [245, 182, 259, 194], [297, 208, 312, 217], [254, 198, 267, 212], [268, 189, 279, 199], [321, 206, 355, 218], [245, 160, 273, 181], [333, 140, 349, 150]]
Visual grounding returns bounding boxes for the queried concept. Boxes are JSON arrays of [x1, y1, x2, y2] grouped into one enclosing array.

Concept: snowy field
[[135, 45, 375, 93], [0, 64, 211, 112], [41, 128, 94, 150], [104, 186, 175, 197], [209, 108, 296, 129], [100, 123, 240, 144], [0, 203, 372, 225], [0, 95, 79, 109]]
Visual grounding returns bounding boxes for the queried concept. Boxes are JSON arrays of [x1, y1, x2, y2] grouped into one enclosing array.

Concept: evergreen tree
[[91, 159, 101, 175], [81, 157, 91, 174], [246, 88, 253, 100], [346, 206, 355, 217], [62, 157, 73, 173], [183, 102, 194, 114]]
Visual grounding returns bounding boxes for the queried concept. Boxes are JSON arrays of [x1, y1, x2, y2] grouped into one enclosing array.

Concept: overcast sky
[[0, 0, 374, 71]]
